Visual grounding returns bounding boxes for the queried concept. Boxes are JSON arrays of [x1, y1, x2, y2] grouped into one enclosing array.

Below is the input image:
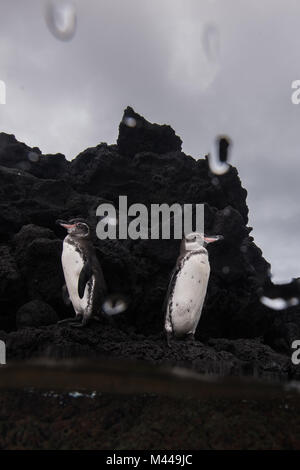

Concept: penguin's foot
[[166, 332, 173, 348], [166, 333, 195, 347], [58, 315, 83, 326], [69, 322, 86, 328], [57, 317, 77, 325], [186, 333, 195, 344], [70, 316, 89, 328]]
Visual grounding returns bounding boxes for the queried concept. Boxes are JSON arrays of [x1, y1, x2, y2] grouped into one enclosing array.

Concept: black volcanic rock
[[0, 166, 103, 240], [13, 224, 56, 249], [16, 300, 58, 328], [15, 237, 64, 309], [0, 133, 69, 179], [0, 244, 25, 330], [117, 107, 182, 157], [0, 106, 290, 370], [0, 323, 296, 382]]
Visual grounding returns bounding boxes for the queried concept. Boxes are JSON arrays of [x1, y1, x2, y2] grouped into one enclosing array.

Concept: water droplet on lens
[[289, 297, 299, 307], [208, 135, 231, 175], [16, 161, 30, 171], [45, 0, 77, 41], [260, 296, 288, 310], [28, 151, 40, 163], [203, 23, 220, 62], [123, 116, 137, 128], [102, 294, 128, 316], [223, 207, 231, 216], [218, 137, 230, 163], [222, 266, 230, 274]]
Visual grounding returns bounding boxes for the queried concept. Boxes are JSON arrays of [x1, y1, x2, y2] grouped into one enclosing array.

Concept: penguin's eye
[[76, 223, 89, 233]]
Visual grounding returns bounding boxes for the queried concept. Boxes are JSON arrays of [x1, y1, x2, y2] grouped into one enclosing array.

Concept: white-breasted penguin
[[56, 218, 107, 327], [164, 232, 222, 345]]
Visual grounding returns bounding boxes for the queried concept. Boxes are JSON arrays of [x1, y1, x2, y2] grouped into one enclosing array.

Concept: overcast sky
[[0, 0, 299, 281]]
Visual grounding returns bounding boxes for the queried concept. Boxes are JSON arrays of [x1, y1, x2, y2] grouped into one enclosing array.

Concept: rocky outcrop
[[1, 322, 298, 381], [117, 106, 183, 157], [0, 107, 296, 370]]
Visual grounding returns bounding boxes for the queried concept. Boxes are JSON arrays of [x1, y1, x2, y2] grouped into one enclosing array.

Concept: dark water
[[1, 358, 300, 450], [1, 357, 299, 398]]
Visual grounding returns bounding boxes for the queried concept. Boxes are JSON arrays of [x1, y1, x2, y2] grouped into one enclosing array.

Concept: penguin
[[56, 218, 107, 327], [164, 232, 222, 345]]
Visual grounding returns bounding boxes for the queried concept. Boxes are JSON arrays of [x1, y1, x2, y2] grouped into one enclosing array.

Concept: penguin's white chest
[[61, 240, 89, 314], [166, 253, 210, 337]]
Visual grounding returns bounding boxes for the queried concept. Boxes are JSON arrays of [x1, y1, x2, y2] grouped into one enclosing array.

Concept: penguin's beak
[[204, 235, 224, 244], [56, 219, 76, 229]]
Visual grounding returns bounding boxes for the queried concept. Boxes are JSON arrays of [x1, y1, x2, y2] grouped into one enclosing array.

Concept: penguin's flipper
[[62, 284, 71, 306], [162, 263, 180, 316], [78, 261, 93, 299]]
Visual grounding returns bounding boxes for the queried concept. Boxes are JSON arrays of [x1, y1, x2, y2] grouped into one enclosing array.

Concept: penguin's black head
[[56, 218, 90, 238], [182, 232, 223, 252]]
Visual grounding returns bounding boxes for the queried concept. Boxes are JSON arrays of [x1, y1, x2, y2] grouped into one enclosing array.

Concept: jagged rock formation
[[0, 107, 296, 371]]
